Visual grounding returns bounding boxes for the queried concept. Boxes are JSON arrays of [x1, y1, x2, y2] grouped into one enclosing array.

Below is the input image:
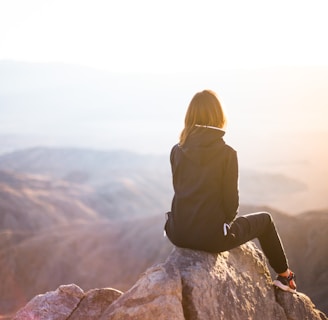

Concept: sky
[[1, 0, 328, 72], [0, 0, 327, 212]]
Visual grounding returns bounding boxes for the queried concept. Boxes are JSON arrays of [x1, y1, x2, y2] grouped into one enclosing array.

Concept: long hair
[[179, 90, 227, 146]]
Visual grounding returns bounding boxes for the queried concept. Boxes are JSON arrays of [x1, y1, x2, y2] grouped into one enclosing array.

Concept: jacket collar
[[195, 124, 225, 132]]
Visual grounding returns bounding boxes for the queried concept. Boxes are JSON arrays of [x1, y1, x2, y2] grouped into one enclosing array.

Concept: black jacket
[[164, 126, 239, 252]]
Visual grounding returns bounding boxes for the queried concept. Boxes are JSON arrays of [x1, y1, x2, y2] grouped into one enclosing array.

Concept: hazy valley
[[0, 147, 327, 317]]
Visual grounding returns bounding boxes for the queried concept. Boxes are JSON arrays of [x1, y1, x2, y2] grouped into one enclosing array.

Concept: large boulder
[[13, 285, 122, 320], [13, 242, 327, 320]]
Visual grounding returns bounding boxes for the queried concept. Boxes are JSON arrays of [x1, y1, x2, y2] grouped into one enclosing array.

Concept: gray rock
[[13, 284, 84, 320], [100, 263, 185, 320], [69, 288, 122, 320]]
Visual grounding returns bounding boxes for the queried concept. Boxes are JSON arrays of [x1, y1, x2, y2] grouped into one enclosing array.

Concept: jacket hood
[[180, 127, 226, 165]]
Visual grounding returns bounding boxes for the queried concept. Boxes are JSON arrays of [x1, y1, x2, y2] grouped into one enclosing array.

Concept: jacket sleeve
[[222, 148, 239, 223]]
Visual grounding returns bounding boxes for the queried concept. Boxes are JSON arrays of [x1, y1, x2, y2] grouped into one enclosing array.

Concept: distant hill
[[0, 148, 172, 220], [0, 147, 308, 216], [0, 147, 169, 182], [0, 170, 100, 232]]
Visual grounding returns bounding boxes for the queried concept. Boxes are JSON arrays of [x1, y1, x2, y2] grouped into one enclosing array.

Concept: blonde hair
[[179, 90, 227, 146]]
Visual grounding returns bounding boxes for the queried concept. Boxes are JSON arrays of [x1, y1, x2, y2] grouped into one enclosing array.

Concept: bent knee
[[262, 211, 273, 222]]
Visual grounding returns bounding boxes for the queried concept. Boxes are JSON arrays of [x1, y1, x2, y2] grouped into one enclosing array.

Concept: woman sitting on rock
[[164, 89, 297, 293]]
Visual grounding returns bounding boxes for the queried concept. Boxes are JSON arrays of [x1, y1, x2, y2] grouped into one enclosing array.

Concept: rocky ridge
[[13, 242, 327, 320]]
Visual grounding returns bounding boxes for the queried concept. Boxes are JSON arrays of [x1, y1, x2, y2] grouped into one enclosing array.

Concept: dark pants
[[228, 212, 288, 274]]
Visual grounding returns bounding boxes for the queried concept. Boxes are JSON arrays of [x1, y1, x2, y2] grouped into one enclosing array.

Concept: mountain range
[[1, 60, 328, 214], [0, 147, 327, 318]]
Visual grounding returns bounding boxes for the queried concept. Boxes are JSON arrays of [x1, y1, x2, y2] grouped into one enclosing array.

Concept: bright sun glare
[[0, 0, 328, 72]]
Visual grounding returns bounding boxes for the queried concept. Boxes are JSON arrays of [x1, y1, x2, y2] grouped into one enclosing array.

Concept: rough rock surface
[[13, 284, 85, 320], [69, 288, 123, 320], [13, 285, 122, 320], [14, 242, 327, 320]]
